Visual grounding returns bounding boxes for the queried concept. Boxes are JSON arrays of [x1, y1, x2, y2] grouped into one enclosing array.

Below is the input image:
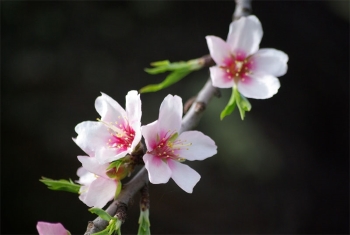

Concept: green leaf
[[89, 208, 113, 221], [91, 228, 110, 235], [40, 177, 80, 194], [140, 69, 191, 93], [220, 87, 236, 120], [234, 88, 252, 120], [138, 210, 151, 235], [114, 181, 122, 200], [150, 60, 170, 67]]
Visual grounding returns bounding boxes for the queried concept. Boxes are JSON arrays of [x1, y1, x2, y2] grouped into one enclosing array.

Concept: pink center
[[221, 52, 254, 84], [149, 132, 189, 162], [105, 120, 135, 152]]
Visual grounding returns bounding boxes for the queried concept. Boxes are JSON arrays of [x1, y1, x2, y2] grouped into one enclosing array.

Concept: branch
[[84, 0, 252, 233]]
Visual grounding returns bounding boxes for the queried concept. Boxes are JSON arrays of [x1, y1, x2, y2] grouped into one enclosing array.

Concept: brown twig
[[84, 0, 252, 233]]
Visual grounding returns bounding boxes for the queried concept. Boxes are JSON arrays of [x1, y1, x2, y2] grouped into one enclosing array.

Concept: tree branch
[[84, 0, 252, 233]]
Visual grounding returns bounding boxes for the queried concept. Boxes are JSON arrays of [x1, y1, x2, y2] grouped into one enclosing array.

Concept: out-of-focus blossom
[[36, 222, 69, 235]]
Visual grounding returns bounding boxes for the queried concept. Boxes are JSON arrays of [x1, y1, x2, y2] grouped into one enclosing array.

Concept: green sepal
[[168, 132, 178, 142], [92, 219, 121, 235], [138, 209, 151, 235], [234, 87, 251, 120], [220, 87, 237, 120], [114, 181, 122, 200], [39, 177, 80, 194], [89, 208, 113, 221], [140, 59, 203, 93]]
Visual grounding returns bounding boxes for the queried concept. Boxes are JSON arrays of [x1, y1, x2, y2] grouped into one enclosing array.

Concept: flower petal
[[74, 121, 110, 157], [95, 147, 126, 164], [209, 66, 234, 88], [36, 221, 67, 235], [227, 15, 263, 56], [77, 156, 109, 177], [206, 36, 232, 65], [141, 120, 159, 150], [125, 90, 142, 125], [79, 177, 117, 208], [251, 48, 288, 77], [76, 166, 96, 185], [238, 72, 280, 99], [177, 131, 217, 161], [158, 95, 182, 134], [143, 153, 171, 184], [168, 160, 200, 193], [95, 92, 127, 123]]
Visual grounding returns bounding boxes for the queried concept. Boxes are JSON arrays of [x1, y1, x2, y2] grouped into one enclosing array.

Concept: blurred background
[[2, 1, 349, 234]]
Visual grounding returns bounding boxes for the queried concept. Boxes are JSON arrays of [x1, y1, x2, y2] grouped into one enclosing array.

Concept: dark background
[[2, 1, 349, 234]]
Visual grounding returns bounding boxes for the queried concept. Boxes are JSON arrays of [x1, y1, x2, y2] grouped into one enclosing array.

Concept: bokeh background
[[2, 1, 349, 234]]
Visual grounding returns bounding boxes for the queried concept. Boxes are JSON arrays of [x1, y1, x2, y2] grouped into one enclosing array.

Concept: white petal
[[206, 36, 232, 65], [79, 177, 117, 208], [74, 121, 110, 157], [227, 15, 263, 56], [238, 73, 280, 99], [130, 125, 142, 152], [95, 93, 127, 123], [76, 166, 96, 185], [251, 48, 289, 77], [168, 160, 200, 193], [177, 131, 217, 161], [158, 95, 182, 134], [36, 222, 67, 235], [209, 66, 234, 88], [77, 156, 109, 177], [95, 147, 126, 164], [125, 90, 142, 125], [143, 153, 171, 184], [141, 121, 159, 151]]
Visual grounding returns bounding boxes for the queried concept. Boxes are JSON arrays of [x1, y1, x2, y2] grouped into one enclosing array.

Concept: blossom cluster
[[73, 91, 217, 208]]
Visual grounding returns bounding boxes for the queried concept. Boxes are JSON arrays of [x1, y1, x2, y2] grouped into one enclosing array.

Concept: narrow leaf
[[89, 208, 113, 221], [150, 60, 170, 66], [220, 87, 236, 120], [234, 88, 252, 120], [40, 177, 80, 194], [140, 69, 191, 93]]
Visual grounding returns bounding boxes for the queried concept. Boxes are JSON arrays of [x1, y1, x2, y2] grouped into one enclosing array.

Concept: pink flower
[[36, 222, 68, 235], [76, 156, 118, 208], [141, 95, 217, 193], [206, 15, 288, 99], [74, 91, 142, 164]]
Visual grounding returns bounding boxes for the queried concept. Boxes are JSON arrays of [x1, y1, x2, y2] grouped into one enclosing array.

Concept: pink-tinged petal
[[77, 156, 109, 177], [177, 131, 217, 161], [36, 221, 67, 235], [95, 147, 126, 165], [227, 15, 263, 56], [209, 66, 234, 88], [130, 126, 142, 152], [79, 177, 117, 208], [168, 160, 200, 193], [251, 48, 289, 77], [158, 95, 182, 134], [238, 73, 280, 99], [76, 166, 96, 185], [74, 121, 110, 157], [206, 36, 232, 65], [141, 120, 159, 150], [143, 153, 171, 184], [95, 93, 127, 123]]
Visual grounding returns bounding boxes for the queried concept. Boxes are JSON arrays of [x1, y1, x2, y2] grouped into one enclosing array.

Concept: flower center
[[98, 117, 135, 152], [149, 132, 190, 162], [221, 54, 254, 84]]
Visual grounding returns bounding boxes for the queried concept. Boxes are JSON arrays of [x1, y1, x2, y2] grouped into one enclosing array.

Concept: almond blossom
[[141, 95, 217, 193], [74, 91, 142, 164], [76, 156, 119, 208], [206, 15, 288, 99], [36, 222, 69, 235]]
